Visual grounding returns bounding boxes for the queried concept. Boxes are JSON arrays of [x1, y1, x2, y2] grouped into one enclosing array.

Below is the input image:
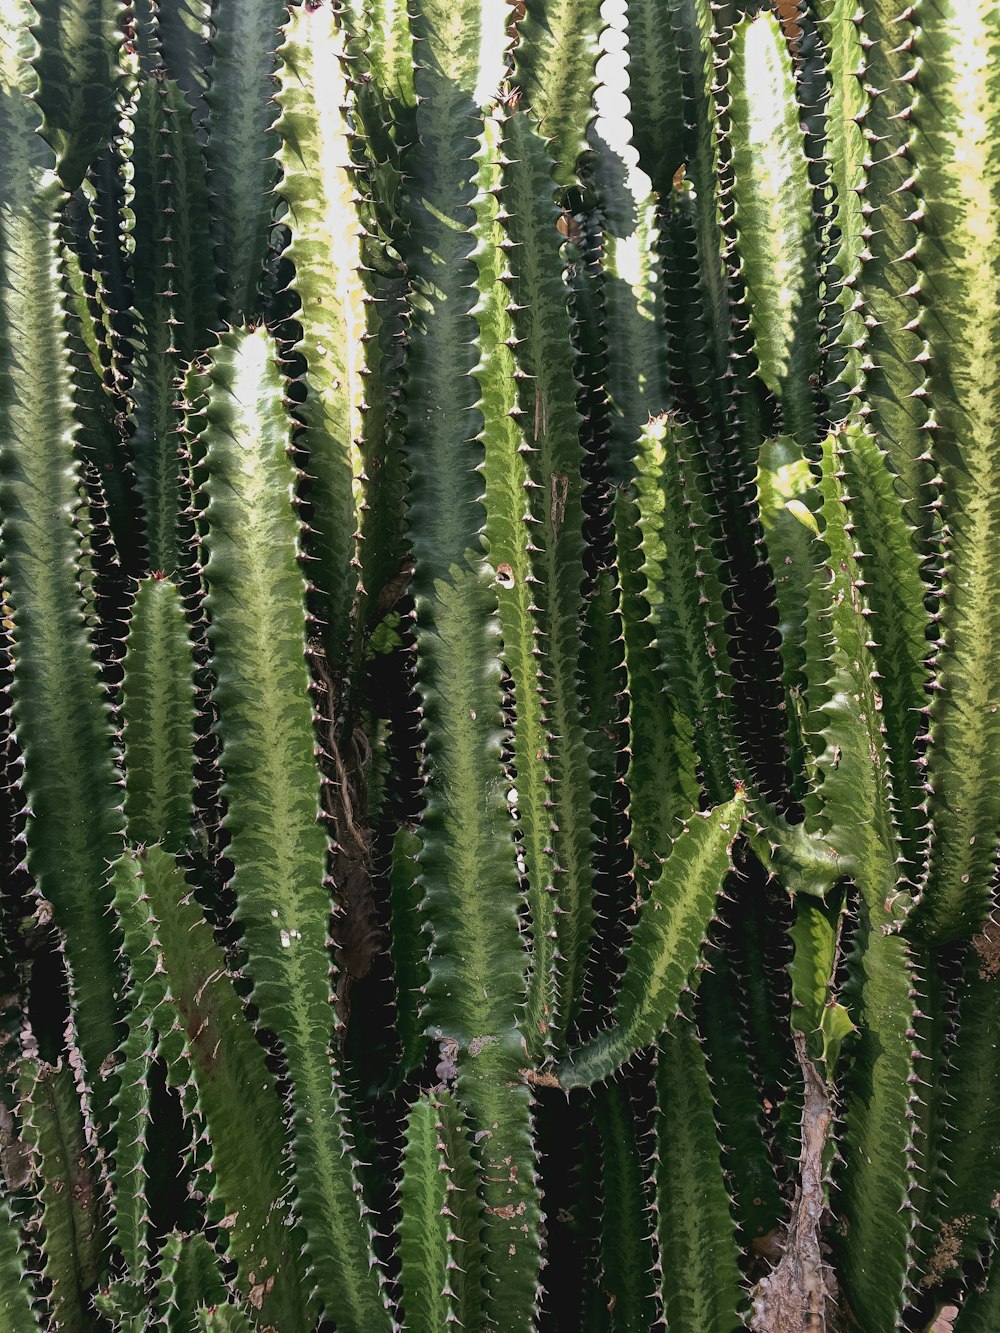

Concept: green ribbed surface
[[201, 326, 389, 1330], [2, 1, 999, 1328], [0, 5, 124, 1114]]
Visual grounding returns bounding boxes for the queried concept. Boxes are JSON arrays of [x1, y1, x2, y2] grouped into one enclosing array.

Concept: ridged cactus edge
[[0, 1, 998, 1331]]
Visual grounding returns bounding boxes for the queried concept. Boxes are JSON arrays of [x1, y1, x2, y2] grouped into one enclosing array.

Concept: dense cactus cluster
[[1, 0, 999, 1329]]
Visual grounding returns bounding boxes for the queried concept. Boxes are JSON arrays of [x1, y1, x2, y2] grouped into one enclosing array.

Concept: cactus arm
[[204, 0, 284, 322], [274, 1, 369, 673], [122, 578, 196, 852], [0, 1199, 35, 1332], [910, 0, 1000, 943], [840, 429, 929, 874], [62, 240, 107, 388], [853, 1, 931, 545], [926, 925, 1000, 1280], [836, 927, 922, 1331], [400, 7, 542, 1324], [729, 11, 819, 450], [590, 68, 671, 485], [578, 566, 631, 1016], [155, 1231, 230, 1333], [635, 414, 733, 803], [131, 75, 215, 365], [30, 0, 128, 191], [77, 153, 134, 403], [201, 327, 389, 1330], [62, 235, 144, 580], [502, 105, 595, 1043], [788, 895, 852, 1073], [614, 485, 700, 891], [623, 0, 684, 201], [665, 0, 727, 396], [512, 0, 602, 192], [698, 949, 786, 1247], [558, 793, 744, 1089], [666, 2, 791, 807], [473, 119, 557, 1057], [0, 14, 124, 1113], [654, 1020, 744, 1333], [803, 430, 899, 914], [112, 846, 314, 1331], [19, 1058, 104, 1332], [756, 436, 816, 799], [954, 1258, 1000, 1333], [388, 824, 429, 1080], [596, 1084, 658, 1330], [814, 0, 868, 415], [155, 0, 211, 128], [107, 1015, 155, 1291], [398, 1091, 485, 1332], [807, 438, 921, 1327]]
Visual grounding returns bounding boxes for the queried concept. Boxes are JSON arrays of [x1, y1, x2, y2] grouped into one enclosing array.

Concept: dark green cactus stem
[[0, 1198, 34, 1331], [852, 0, 933, 550], [925, 920, 1000, 1283], [558, 793, 744, 1089], [153, 1231, 230, 1333], [30, 0, 128, 192], [615, 484, 699, 893], [400, 2, 541, 1322], [596, 1083, 657, 1330], [195, 1308, 255, 1333], [501, 104, 595, 1046], [122, 576, 196, 852], [18, 1055, 104, 1331], [204, 0, 284, 322], [0, 8, 125, 1117], [654, 1020, 744, 1332], [124, 73, 215, 573], [151, 0, 212, 128], [913, 0, 1000, 944], [111, 847, 314, 1330], [398, 1090, 485, 1331], [623, 0, 684, 201]]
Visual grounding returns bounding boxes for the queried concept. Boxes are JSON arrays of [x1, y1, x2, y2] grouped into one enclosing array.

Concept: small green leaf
[[819, 1003, 854, 1073], [784, 499, 819, 536]]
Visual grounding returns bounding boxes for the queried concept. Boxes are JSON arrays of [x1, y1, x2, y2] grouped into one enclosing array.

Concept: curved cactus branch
[[557, 792, 744, 1089]]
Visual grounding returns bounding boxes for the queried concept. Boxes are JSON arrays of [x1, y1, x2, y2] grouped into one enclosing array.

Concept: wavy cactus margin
[[0, 1, 998, 1331]]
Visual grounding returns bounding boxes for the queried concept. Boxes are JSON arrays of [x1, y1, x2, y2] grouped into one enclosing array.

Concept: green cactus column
[[398, 1, 541, 1324]]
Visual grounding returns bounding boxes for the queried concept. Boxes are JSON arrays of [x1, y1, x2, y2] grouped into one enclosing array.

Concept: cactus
[[1, 1, 999, 1330]]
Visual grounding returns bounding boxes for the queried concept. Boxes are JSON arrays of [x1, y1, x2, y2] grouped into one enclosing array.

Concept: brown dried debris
[[749, 1031, 836, 1333], [972, 916, 1000, 981]]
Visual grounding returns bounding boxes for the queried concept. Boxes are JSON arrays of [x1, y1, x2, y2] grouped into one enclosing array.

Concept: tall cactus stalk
[[1, 1, 999, 1330]]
